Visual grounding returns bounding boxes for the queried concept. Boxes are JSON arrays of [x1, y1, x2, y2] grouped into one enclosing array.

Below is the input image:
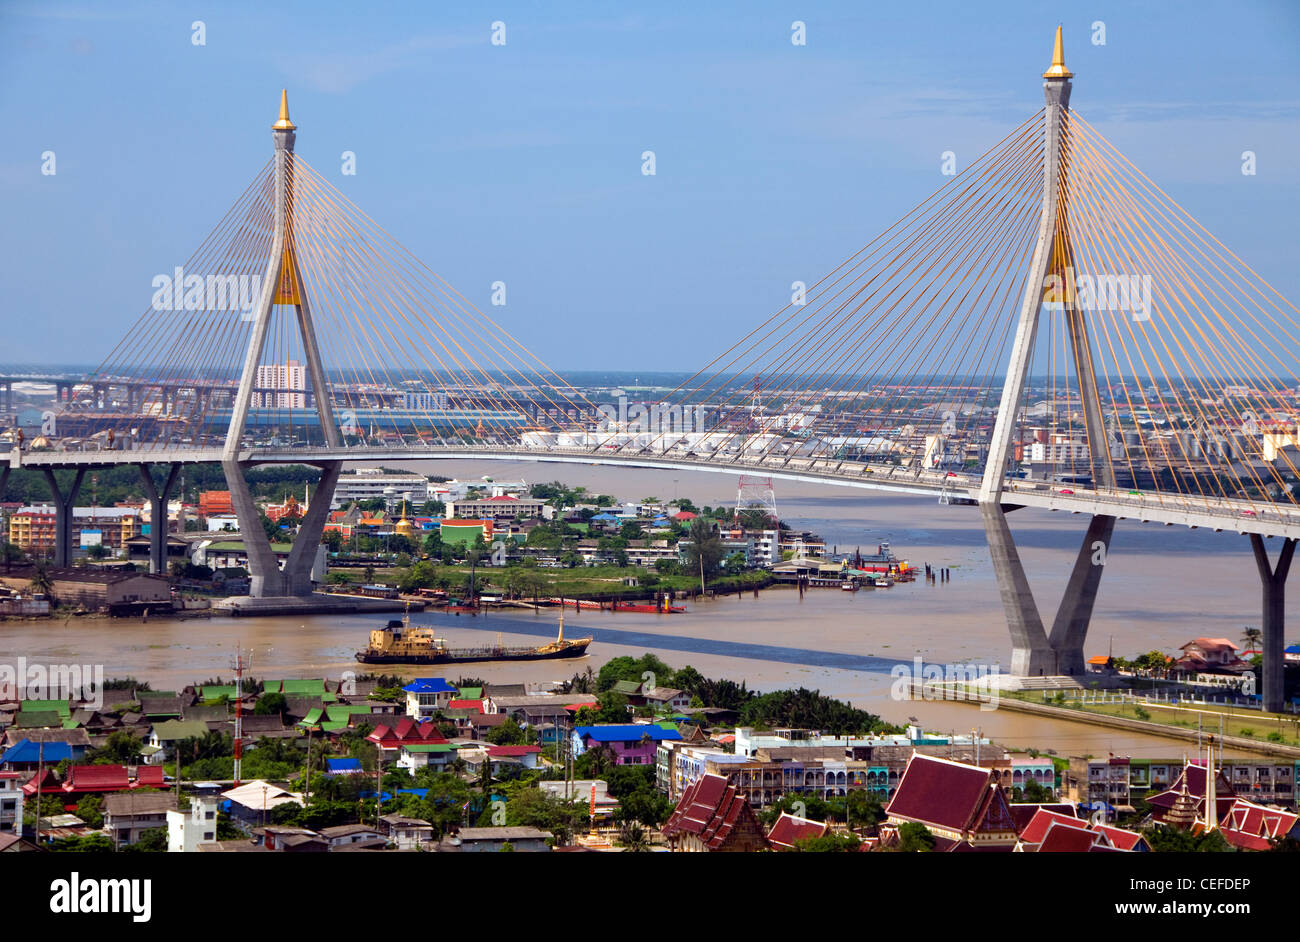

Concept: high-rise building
[[253, 359, 306, 408]]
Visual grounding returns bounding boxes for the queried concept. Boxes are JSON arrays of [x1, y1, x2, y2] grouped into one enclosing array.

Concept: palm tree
[[1241, 627, 1263, 652], [30, 561, 53, 597], [618, 821, 651, 852]]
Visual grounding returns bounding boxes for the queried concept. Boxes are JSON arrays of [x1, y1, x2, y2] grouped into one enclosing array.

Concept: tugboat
[[355, 611, 592, 665]]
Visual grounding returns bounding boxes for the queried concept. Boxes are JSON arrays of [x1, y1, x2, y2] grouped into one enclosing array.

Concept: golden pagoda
[[394, 500, 415, 539]]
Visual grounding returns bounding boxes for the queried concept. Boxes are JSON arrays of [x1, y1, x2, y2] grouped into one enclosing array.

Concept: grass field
[[1004, 689, 1300, 747]]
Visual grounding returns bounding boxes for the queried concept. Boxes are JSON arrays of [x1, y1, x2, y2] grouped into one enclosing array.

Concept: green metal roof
[[299, 707, 325, 726], [20, 699, 71, 717], [458, 687, 483, 699], [611, 680, 642, 696], [403, 744, 457, 753], [151, 719, 210, 741], [15, 711, 62, 728], [265, 679, 337, 702], [199, 685, 237, 700]]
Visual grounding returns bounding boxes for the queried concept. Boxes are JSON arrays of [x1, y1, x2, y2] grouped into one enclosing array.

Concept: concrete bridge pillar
[[223, 458, 285, 597], [281, 461, 341, 596], [982, 505, 1054, 676], [1251, 534, 1295, 714], [1049, 514, 1116, 675], [41, 467, 86, 568], [984, 506, 1116, 678], [138, 463, 181, 574]]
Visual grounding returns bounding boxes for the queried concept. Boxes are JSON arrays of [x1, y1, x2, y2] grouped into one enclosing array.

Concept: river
[[0, 459, 1280, 759]]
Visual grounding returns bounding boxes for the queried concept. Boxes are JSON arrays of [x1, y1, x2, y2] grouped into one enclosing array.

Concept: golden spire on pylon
[[1042, 26, 1073, 79], [272, 89, 296, 130]]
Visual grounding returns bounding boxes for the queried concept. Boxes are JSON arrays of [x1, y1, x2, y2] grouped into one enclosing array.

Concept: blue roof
[[402, 678, 457, 694], [1286, 644, 1300, 654], [575, 724, 682, 742], [1, 739, 74, 764], [326, 758, 362, 773], [591, 513, 620, 521]]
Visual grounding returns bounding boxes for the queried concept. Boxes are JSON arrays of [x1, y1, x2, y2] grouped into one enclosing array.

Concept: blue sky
[[1, 0, 1297, 369]]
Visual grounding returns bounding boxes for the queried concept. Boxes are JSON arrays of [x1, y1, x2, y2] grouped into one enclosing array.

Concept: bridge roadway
[[12, 443, 1300, 541]]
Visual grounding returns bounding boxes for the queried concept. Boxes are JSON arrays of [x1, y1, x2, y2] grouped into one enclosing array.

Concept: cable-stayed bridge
[[10, 32, 1299, 704]]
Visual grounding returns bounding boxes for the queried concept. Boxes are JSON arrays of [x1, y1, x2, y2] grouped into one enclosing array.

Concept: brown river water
[[0, 460, 1282, 759]]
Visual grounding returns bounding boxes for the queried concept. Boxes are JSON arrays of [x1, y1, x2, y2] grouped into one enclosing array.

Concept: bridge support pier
[[1250, 535, 1295, 714], [223, 459, 286, 597], [1049, 514, 1115, 675], [137, 463, 181, 575], [41, 467, 86, 568], [983, 506, 1054, 676], [282, 461, 341, 596], [221, 459, 340, 599], [983, 505, 1115, 677]]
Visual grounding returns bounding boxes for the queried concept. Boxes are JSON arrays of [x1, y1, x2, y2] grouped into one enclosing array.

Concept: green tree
[[681, 517, 725, 589], [93, 730, 144, 764], [795, 833, 861, 852], [75, 794, 104, 828], [896, 821, 936, 852], [485, 717, 529, 746], [254, 692, 287, 716]]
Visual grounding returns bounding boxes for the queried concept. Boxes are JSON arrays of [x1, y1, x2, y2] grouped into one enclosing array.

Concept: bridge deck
[[12, 444, 1300, 540]]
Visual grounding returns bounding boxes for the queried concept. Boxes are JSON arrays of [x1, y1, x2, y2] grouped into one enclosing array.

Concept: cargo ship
[[355, 612, 592, 665]]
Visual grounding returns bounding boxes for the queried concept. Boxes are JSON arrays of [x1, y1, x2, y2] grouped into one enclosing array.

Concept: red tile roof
[[662, 773, 769, 851], [1035, 821, 1106, 853], [1009, 802, 1077, 834], [767, 812, 827, 850], [486, 745, 540, 757], [1093, 823, 1148, 851], [1018, 808, 1089, 845], [61, 764, 130, 793], [447, 699, 485, 713], [133, 766, 166, 788], [367, 718, 447, 748], [887, 754, 1015, 837]]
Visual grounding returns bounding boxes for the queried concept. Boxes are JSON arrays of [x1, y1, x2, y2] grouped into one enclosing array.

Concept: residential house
[[148, 719, 211, 764], [167, 793, 221, 853], [221, 780, 303, 823], [255, 826, 329, 852], [379, 813, 434, 851], [397, 743, 459, 775], [1173, 638, 1250, 676], [449, 825, 551, 852], [537, 780, 619, 821], [319, 823, 386, 849], [0, 772, 23, 833], [103, 792, 179, 845], [403, 678, 458, 721], [572, 724, 682, 766], [367, 718, 449, 761]]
